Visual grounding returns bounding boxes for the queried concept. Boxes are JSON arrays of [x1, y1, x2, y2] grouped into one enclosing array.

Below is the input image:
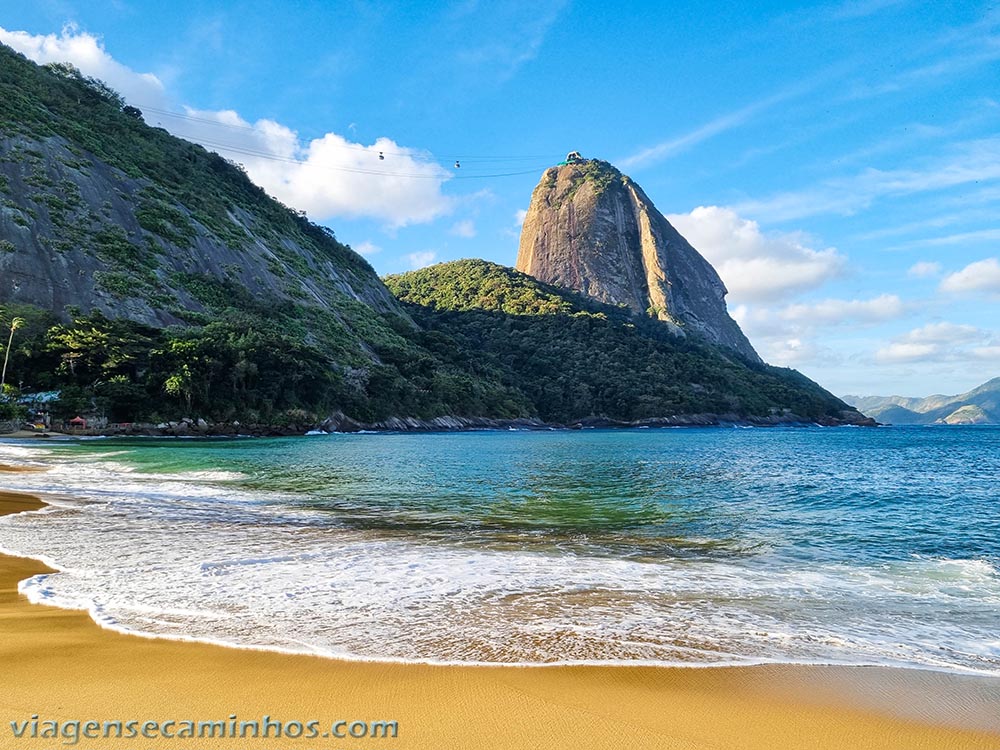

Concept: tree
[[1, 316, 25, 391]]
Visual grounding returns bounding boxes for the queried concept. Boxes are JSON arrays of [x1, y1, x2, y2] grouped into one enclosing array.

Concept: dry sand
[[1, 488, 998, 749]]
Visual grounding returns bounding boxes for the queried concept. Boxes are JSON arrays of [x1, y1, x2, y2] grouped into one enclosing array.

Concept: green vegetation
[[0, 291, 528, 425], [552, 159, 622, 208], [2, 260, 851, 427], [575, 159, 619, 196], [0, 45, 856, 429], [135, 190, 196, 247], [387, 258, 581, 316], [0, 43, 374, 288], [386, 261, 851, 423]]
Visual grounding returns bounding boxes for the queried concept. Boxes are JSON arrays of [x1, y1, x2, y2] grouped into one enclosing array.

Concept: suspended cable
[[184, 134, 553, 180], [134, 102, 563, 164]]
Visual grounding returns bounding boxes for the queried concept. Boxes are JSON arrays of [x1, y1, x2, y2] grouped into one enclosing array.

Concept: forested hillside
[[0, 44, 870, 430], [386, 260, 865, 424]]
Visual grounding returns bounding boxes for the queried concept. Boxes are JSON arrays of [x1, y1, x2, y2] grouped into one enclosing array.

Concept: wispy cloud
[[781, 0, 913, 27], [834, 102, 1000, 167], [619, 58, 857, 171], [875, 322, 998, 363], [619, 91, 795, 170], [850, 207, 997, 242], [406, 251, 438, 269], [451, 0, 569, 82], [845, 43, 1000, 101], [907, 261, 941, 278], [781, 294, 906, 325], [733, 137, 1000, 222], [838, 8, 1000, 101], [828, 0, 911, 21], [449, 219, 476, 238], [733, 293, 908, 368], [895, 228, 1000, 248]]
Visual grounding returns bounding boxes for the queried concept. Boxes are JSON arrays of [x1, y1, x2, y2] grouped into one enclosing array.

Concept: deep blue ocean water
[[0, 425, 997, 671]]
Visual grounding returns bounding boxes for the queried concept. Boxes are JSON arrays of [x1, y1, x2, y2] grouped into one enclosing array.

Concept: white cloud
[[940, 257, 1000, 294], [730, 306, 844, 367], [907, 261, 942, 278], [1, 25, 453, 228], [0, 24, 167, 107], [353, 241, 381, 256], [733, 295, 905, 341], [972, 345, 1000, 359], [666, 206, 846, 303], [903, 321, 982, 344], [503, 208, 530, 239], [874, 322, 996, 363], [449, 219, 476, 238], [763, 337, 841, 368], [875, 342, 938, 363], [620, 104, 767, 170], [175, 108, 453, 228], [406, 251, 437, 269], [780, 294, 905, 325], [733, 294, 908, 370]]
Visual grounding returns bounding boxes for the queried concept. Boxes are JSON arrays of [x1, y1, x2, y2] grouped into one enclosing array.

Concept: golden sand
[[0, 488, 998, 749]]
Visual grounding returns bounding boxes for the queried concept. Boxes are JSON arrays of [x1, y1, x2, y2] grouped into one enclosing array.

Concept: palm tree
[[1, 317, 25, 393]]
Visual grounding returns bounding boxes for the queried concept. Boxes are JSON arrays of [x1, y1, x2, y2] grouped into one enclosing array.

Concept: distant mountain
[[843, 377, 1000, 424]]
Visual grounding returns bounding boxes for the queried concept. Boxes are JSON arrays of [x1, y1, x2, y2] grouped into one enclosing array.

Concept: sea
[[0, 426, 998, 673]]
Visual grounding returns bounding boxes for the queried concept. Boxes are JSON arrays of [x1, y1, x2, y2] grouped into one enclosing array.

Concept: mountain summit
[[516, 157, 759, 362]]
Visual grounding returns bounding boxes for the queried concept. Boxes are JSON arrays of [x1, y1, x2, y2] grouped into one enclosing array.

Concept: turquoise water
[[0, 426, 998, 671]]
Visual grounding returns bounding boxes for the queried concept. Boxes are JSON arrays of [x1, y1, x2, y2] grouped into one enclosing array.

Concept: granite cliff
[[0, 44, 396, 327], [516, 158, 759, 362]]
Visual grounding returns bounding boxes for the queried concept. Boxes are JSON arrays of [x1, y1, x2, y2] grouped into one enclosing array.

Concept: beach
[[1, 483, 998, 750]]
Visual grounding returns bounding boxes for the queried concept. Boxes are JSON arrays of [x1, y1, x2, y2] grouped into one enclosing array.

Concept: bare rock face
[[516, 159, 760, 362], [0, 136, 398, 327]]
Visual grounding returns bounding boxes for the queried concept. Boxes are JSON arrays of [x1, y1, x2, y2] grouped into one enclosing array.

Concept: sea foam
[[1, 431, 998, 672]]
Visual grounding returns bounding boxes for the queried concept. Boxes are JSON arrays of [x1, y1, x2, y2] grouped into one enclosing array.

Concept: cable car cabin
[[565, 151, 584, 164]]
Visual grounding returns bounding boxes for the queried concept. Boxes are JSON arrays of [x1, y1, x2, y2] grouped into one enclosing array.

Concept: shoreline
[[1, 408, 877, 440], [1, 488, 999, 748]]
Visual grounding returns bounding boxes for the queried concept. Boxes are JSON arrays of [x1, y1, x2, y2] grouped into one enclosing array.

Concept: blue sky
[[2, 0, 998, 397]]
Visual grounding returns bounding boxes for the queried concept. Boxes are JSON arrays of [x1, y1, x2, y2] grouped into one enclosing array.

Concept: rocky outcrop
[[941, 404, 990, 425], [516, 159, 760, 361], [0, 134, 398, 326], [0, 42, 399, 326], [72, 408, 877, 437]]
